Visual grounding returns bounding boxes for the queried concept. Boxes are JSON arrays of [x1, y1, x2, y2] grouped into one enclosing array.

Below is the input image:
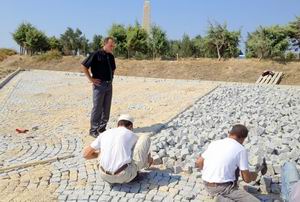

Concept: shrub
[[36, 50, 62, 62], [285, 52, 297, 61]]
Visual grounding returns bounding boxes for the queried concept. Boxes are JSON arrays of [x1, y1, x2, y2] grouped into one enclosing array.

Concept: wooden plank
[[273, 72, 283, 84], [266, 75, 273, 84], [264, 75, 273, 84], [268, 72, 280, 85], [268, 72, 279, 85], [260, 75, 270, 84], [256, 75, 264, 84], [259, 76, 267, 84]]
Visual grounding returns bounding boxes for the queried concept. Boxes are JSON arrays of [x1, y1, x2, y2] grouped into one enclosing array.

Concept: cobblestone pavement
[[0, 70, 219, 201]]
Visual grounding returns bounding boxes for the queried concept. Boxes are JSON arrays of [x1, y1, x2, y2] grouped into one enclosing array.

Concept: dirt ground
[[0, 55, 299, 85]]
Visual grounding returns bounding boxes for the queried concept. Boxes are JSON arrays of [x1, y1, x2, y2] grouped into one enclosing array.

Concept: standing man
[[83, 114, 153, 184], [81, 37, 116, 138], [195, 124, 260, 202]]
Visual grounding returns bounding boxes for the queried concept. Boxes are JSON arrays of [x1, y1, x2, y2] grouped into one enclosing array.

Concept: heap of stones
[[150, 85, 300, 195]]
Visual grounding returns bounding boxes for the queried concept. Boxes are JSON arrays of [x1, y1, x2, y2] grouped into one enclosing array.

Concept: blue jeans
[[281, 162, 300, 201]]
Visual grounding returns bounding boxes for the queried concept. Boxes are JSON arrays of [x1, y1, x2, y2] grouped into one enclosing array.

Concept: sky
[[0, 0, 300, 51]]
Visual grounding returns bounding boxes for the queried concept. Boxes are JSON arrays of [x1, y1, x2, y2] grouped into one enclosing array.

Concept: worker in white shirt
[[83, 114, 153, 184], [281, 162, 300, 202], [195, 124, 260, 202]]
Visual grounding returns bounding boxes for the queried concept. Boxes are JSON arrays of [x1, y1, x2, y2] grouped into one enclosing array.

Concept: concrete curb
[[0, 67, 24, 90]]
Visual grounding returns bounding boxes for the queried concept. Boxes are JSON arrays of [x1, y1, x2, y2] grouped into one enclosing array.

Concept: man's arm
[[83, 146, 100, 160], [195, 156, 205, 170], [81, 65, 101, 86], [241, 170, 258, 183]]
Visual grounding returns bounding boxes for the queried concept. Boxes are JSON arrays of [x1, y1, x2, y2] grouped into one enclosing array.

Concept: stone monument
[[143, 0, 151, 34]]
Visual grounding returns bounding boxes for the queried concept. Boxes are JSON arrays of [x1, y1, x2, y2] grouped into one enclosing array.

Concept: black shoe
[[97, 127, 106, 133], [89, 132, 99, 138]]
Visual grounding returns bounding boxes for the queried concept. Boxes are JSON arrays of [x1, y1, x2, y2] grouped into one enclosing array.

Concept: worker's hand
[[195, 156, 204, 170], [90, 78, 101, 86]]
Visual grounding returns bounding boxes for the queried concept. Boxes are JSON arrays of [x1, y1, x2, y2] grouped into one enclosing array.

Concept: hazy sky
[[1, 0, 299, 50]]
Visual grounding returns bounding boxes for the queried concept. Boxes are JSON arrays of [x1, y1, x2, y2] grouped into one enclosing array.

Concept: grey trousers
[[90, 82, 112, 134], [205, 183, 260, 202]]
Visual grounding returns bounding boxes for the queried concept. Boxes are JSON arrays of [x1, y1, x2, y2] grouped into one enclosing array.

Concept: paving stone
[[57, 195, 68, 201], [98, 195, 112, 202], [152, 195, 165, 202], [173, 165, 183, 174], [89, 195, 100, 201], [134, 193, 146, 199]]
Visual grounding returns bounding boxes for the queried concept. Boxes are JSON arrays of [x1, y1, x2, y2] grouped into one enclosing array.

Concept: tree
[[79, 35, 89, 56], [108, 24, 127, 57], [246, 25, 290, 60], [60, 28, 83, 55], [192, 35, 206, 58], [149, 25, 169, 59], [12, 23, 34, 54], [48, 36, 62, 51], [180, 34, 194, 58], [90, 34, 103, 52], [205, 22, 241, 60], [126, 23, 149, 58], [13, 23, 50, 55], [167, 40, 181, 59], [25, 28, 49, 55]]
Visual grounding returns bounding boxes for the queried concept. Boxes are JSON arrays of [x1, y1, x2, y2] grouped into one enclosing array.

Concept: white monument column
[[143, 0, 151, 34]]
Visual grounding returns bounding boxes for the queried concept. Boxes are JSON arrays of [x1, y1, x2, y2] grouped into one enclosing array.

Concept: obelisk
[[143, 0, 151, 34]]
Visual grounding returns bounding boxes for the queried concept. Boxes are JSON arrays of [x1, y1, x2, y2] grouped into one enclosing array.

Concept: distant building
[[143, 0, 151, 34]]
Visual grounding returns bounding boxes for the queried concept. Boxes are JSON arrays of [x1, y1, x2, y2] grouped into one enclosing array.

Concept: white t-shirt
[[201, 138, 249, 183], [90, 127, 138, 173]]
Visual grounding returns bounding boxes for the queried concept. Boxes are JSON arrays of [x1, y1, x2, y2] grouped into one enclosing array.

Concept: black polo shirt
[[81, 49, 116, 81]]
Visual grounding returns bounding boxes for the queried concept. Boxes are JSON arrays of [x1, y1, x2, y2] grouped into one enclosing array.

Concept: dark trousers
[[90, 82, 112, 134]]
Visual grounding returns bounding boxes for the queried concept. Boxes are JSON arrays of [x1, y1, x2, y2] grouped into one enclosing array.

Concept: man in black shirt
[[81, 37, 116, 137]]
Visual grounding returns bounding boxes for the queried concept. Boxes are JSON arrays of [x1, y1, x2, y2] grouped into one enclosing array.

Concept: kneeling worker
[[83, 114, 153, 184], [195, 124, 260, 202]]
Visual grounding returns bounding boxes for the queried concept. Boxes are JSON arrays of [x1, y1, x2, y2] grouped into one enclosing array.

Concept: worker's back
[[92, 127, 138, 173], [201, 138, 248, 183]]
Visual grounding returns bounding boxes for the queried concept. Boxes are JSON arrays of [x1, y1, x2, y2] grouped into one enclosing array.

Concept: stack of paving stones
[[151, 84, 300, 196]]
